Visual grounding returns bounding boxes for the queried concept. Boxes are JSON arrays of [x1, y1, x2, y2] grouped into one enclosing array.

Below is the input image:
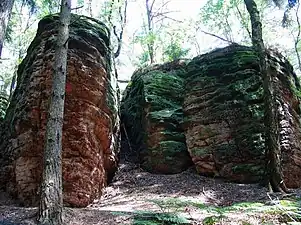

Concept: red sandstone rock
[[0, 15, 119, 207]]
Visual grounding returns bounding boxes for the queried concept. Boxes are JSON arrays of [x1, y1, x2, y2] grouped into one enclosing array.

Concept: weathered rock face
[[183, 46, 261, 181], [183, 45, 265, 182], [0, 14, 120, 207], [183, 45, 301, 186], [121, 61, 193, 174], [121, 45, 301, 187], [269, 50, 301, 188]]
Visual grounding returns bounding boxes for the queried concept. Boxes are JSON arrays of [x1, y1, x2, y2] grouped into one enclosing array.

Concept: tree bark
[[38, 0, 71, 224], [146, 0, 155, 64], [0, 0, 15, 58], [244, 0, 288, 193]]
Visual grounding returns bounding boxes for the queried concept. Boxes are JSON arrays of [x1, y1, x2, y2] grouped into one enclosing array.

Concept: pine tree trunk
[[38, 0, 71, 224], [0, 0, 15, 58], [243, 0, 288, 193]]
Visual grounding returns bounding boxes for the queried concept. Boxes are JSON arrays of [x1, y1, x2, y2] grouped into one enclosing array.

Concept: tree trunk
[[0, 0, 15, 58], [38, 0, 71, 224], [244, 0, 288, 193], [87, 0, 92, 17], [146, 0, 154, 64], [113, 0, 128, 58]]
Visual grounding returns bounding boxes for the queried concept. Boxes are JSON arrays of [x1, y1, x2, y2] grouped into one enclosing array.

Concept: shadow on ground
[[1, 162, 301, 225]]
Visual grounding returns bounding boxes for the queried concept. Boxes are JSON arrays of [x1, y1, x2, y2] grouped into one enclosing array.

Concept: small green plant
[[203, 215, 224, 225], [163, 42, 189, 61], [113, 197, 301, 224], [133, 211, 190, 225]]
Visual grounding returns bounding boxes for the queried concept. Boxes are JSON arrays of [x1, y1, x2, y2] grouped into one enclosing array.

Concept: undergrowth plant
[[112, 196, 301, 224], [132, 198, 191, 225], [132, 211, 190, 225]]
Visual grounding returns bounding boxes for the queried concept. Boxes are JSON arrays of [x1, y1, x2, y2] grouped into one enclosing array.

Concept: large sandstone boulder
[[0, 14, 120, 207], [121, 45, 301, 187], [121, 61, 193, 173], [183, 45, 301, 187]]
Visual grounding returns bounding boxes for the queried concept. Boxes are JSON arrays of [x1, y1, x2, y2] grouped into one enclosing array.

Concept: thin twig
[[154, 15, 183, 24], [151, 10, 179, 20], [235, 4, 252, 40], [199, 29, 238, 44], [266, 193, 297, 222], [71, 5, 84, 11]]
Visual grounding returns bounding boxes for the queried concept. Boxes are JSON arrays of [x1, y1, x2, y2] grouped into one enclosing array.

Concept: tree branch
[[150, 0, 156, 14], [154, 15, 183, 24], [153, 0, 170, 14], [235, 4, 252, 41], [114, 0, 128, 58], [71, 5, 84, 11], [151, 10, 179, 20], [199, 29, 237, 44]]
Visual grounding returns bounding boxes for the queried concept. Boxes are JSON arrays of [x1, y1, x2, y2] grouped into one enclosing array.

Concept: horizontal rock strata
[[183, 45, 301, 186], [121, 45, 301, 187], [0, 14, 119, 207]]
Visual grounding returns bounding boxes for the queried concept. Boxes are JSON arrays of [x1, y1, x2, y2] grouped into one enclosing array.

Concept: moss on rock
[[121, 60, 192, 174], [184, 44, 301, 185], [121, 44, 301, 187]]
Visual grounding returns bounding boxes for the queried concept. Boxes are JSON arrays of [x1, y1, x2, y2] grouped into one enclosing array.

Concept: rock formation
[[184, 45, 301, 186], [121, 61, 193, 174], [122, 45, 301, 187], [1, 21, 301, 207], [0, 14, 120, 207]]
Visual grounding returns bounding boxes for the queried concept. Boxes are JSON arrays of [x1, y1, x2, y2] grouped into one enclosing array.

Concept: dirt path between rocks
[[1, 162, 300, 225]]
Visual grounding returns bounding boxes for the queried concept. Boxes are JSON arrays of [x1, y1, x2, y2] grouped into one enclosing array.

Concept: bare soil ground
[[1, 162, 301, 225]]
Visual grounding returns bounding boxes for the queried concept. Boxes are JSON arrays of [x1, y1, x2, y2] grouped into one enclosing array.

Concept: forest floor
[[1, 161, 301, 225]]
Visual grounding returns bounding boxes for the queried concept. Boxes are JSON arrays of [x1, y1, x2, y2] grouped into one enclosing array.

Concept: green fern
[[133, 211, 190, 225]]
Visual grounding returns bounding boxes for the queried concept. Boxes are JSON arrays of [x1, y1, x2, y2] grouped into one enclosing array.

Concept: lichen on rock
[[0, 14, 119, 207]]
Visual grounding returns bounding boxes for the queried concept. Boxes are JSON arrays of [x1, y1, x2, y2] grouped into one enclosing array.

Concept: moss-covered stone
[[184, 44, 301, 186], [121, 60, 193, 174], [121, 44, 301, 187]]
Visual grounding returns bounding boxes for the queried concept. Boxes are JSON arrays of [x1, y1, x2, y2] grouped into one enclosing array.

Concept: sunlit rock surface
[[121, 45, 301, 187], [121, 61, 193, 174], [0, 14, 120, 207]]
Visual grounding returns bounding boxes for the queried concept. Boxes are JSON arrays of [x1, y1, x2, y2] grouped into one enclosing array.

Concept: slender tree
[[0, 0, 38, 58], [142, 0, 181, 64], [244, 0, 288, 193], [107, 0, 128, 58], [38, 0, 71, 224], [0, 0, 15, 58], [145, 0, 155, 64]]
